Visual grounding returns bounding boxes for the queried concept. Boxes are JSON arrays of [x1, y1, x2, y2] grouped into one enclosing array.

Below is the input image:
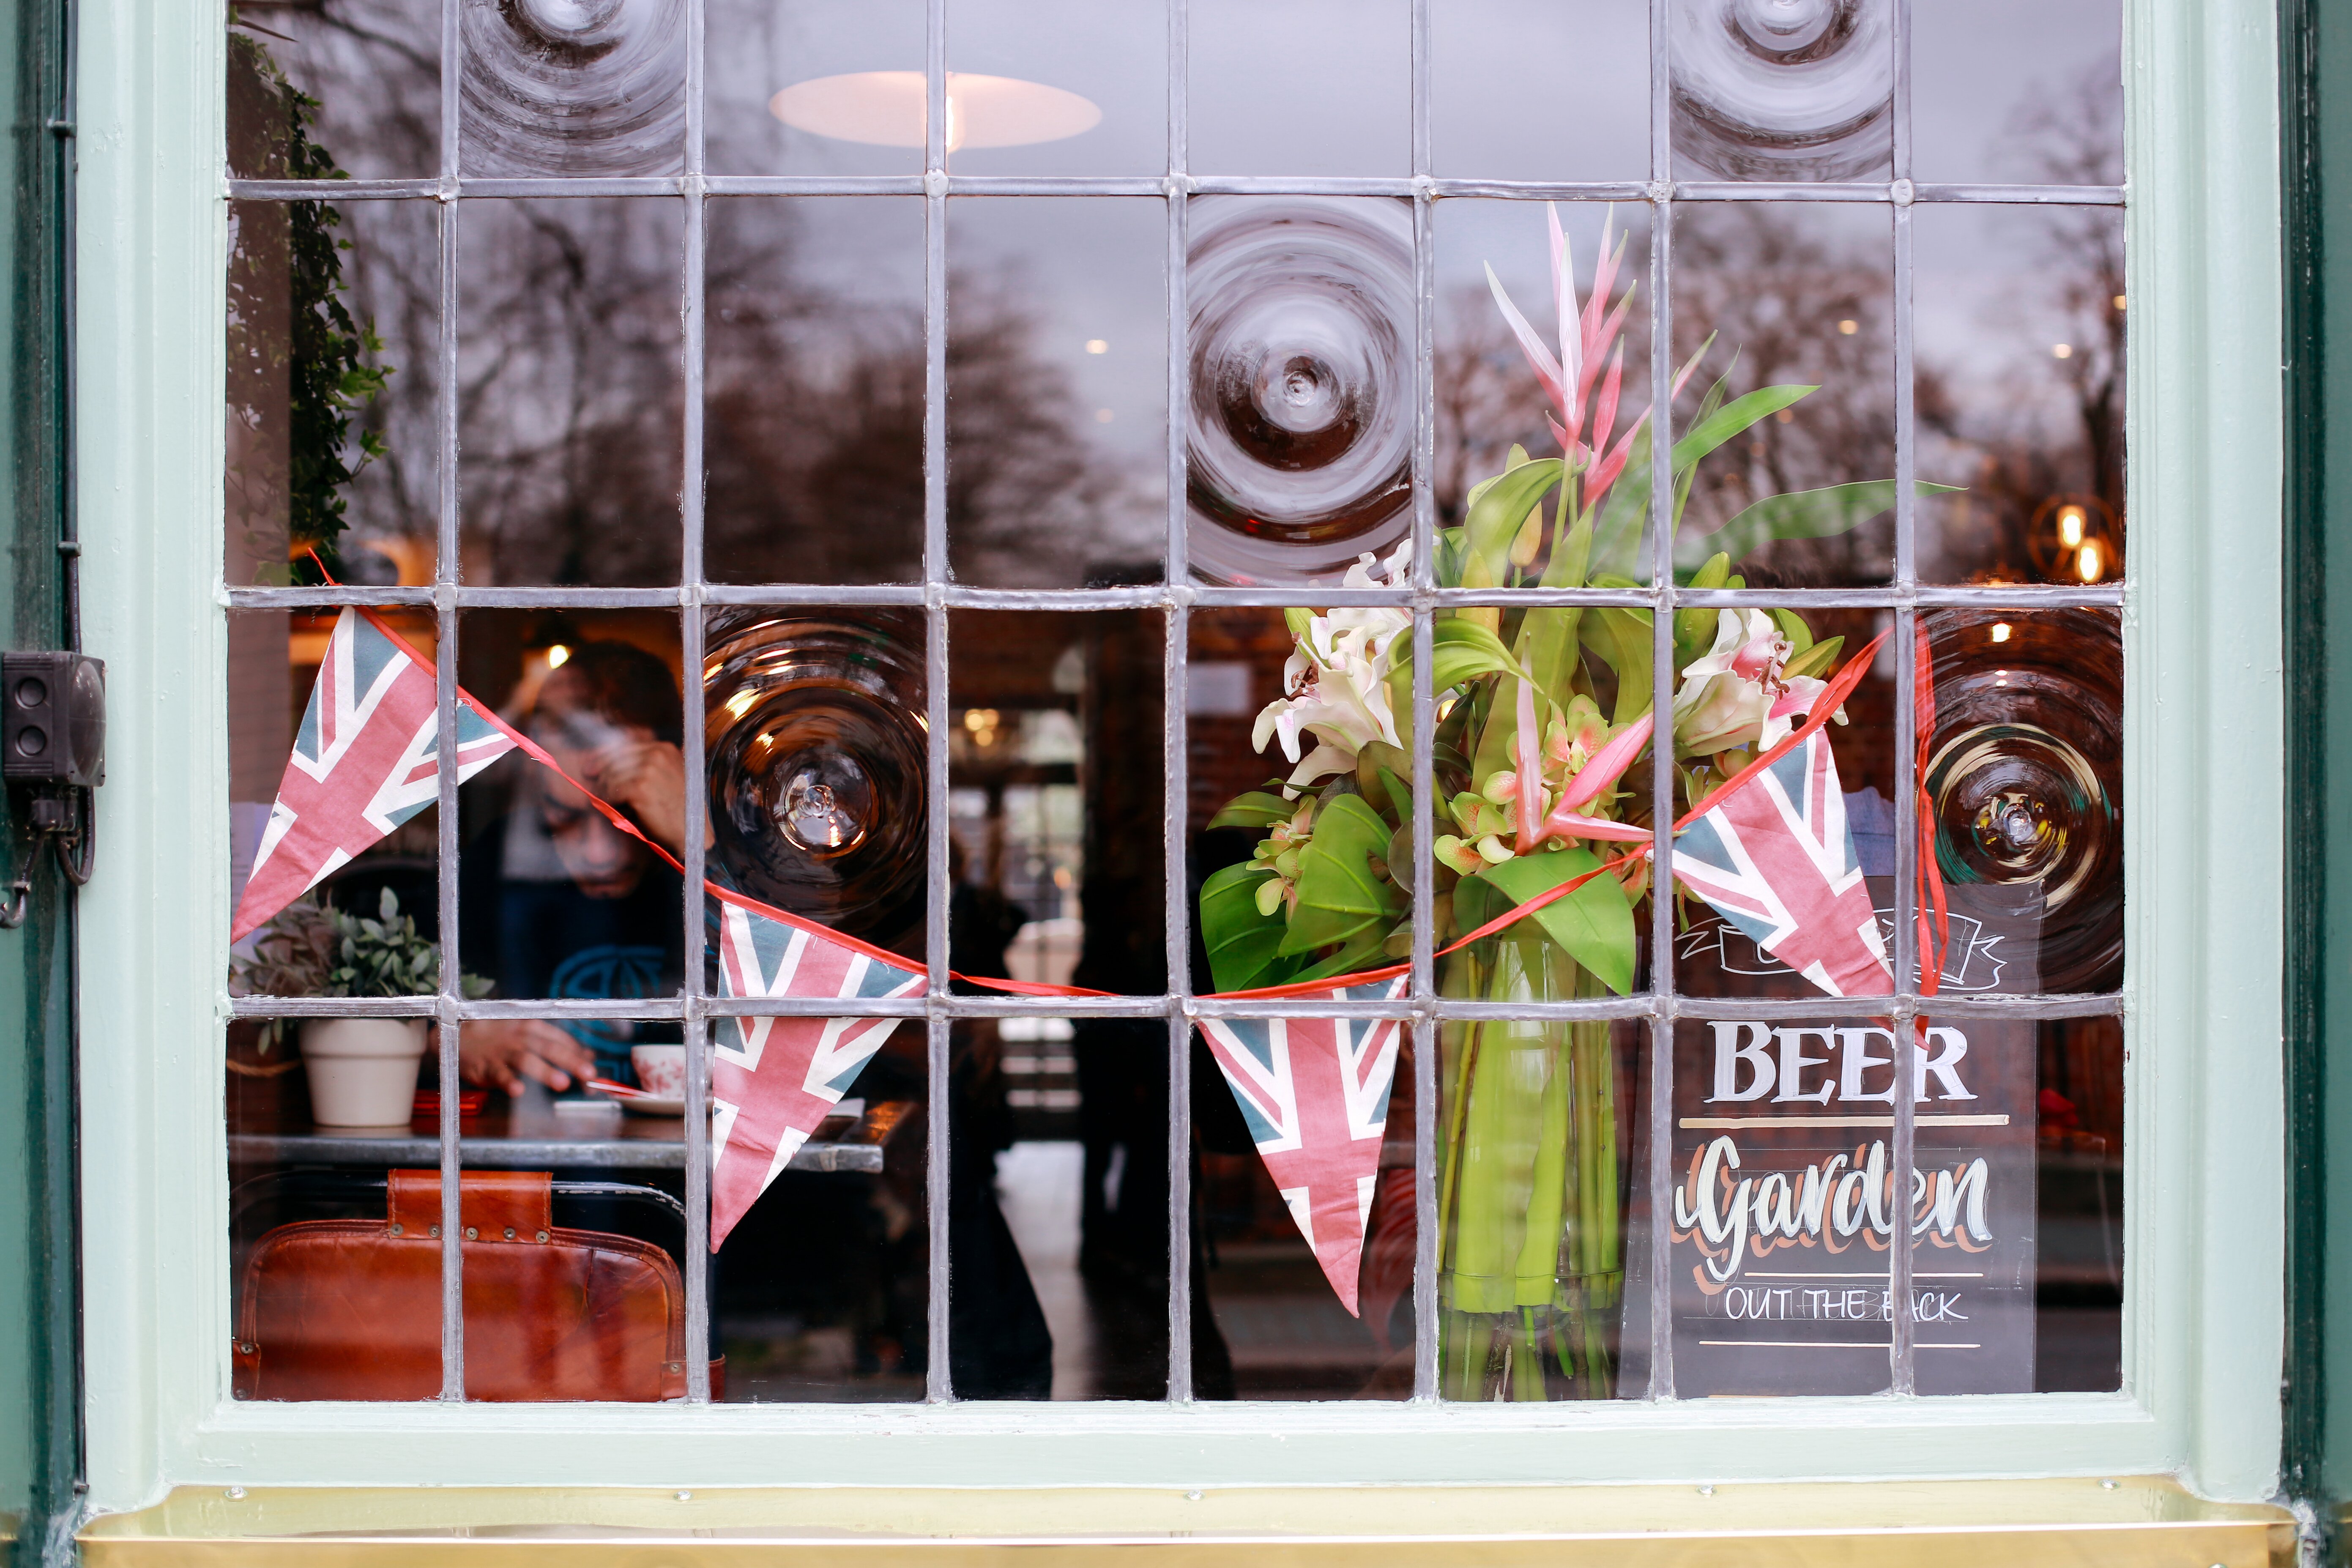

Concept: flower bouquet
[[1198, 208, 1909, 1401]]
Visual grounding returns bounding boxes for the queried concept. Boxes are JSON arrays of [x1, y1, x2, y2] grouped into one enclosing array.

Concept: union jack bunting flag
[[1673, 728, 1893, 999], [1195, 976, 1409, 1315], [710, 898, 927, 1251], [232, 608, 514, 941]]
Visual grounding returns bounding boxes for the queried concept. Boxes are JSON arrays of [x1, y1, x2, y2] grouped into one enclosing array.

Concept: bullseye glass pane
[[1184, 196, 1416, 588], [459, 0, 687, 177], [1919, 607, 2122, 997], [1668, 0, 1894, 183]]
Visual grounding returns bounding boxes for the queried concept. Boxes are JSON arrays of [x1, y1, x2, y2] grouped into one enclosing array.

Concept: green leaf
[[1207, 791, 1297, 832], [1669, 384, 1816, 473], [1456, 847, 1638, 996], [1386, 617, 1529, 717], [1278, 794, 1407, 957], [1580, 606, 1656, 727], [1199, 862, 1302, 993], [1513, 605, 1584, 712], [1676, 479, 1961, 570], [1781, 634, 1845, 682], [1463, 458, 1564, 584]]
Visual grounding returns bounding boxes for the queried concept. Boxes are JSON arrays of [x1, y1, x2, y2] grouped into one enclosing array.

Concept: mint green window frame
[[67, 0, 2286, 1512]]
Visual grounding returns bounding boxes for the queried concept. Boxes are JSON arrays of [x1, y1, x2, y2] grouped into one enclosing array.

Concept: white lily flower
[[1671, 609, 1838, 755], [1249, 542, 1414, 782]]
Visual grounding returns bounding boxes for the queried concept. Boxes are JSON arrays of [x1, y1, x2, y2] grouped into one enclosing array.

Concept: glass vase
[[1437, 936, 1625, 1401]]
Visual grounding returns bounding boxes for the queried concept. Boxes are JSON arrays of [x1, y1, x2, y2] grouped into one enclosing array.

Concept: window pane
[[956, 1018, 1171, 1399], [1922, 607, 2122, 996], [1435, 199, 1655, 587], [1669, 0, 1893, 182], [227, 198, 438, 589], [1913, 1, 2120, 186], [456, 608, 691, 1010], [1440, 1016, 1642, 1401], [948, 198, 1167, 589], [456, 199, 686, 587], [950, 610, 1165, 993], [2032, 1013, 2123, 1392], [1917, 205, 2126, 588], [1433, 0, 1647, 182], [459, 0, 687, 176], [1671, 202, 1896, 588], [712, 1014, 931, 1402], [1184, 196, 1415, 587], [1187, 0, 1409, 177], [946, 0, 1166, 178], [227, 1, 440, 182], [707, 0, 925, 177], [706, 197, 927, 587]]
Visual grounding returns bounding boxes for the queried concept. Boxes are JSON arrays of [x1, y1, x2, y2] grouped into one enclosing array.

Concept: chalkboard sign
[[1663, 878, 2043, 1397]]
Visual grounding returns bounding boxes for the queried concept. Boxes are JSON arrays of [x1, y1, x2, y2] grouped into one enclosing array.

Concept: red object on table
[[411, 1089, 486, 1122], [232, 1170, 721, 1401]]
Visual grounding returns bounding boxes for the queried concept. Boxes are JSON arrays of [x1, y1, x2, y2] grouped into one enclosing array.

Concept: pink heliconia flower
[[1512, 677, 1547, 846], [1488, 205, 1640, 478]]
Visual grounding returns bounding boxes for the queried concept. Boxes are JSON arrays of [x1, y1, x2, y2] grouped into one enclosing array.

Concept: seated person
[[456, 642, 701, 1094]]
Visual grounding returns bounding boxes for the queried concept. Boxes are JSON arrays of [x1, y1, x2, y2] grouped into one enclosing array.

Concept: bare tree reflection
[[1919, 56, 2126, 584]]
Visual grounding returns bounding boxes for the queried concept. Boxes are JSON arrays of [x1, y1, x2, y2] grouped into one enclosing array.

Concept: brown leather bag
[[233, 1170, 717, 1402]]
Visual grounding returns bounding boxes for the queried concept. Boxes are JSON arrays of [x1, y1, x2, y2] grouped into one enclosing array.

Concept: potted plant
[[232, 888, 483, 1127]]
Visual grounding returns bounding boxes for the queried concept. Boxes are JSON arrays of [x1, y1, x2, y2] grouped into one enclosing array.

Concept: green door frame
[[0, 0, 83, 1562]]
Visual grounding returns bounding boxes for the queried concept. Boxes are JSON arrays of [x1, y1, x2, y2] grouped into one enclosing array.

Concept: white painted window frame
[[66, 0, 2284, 1514]]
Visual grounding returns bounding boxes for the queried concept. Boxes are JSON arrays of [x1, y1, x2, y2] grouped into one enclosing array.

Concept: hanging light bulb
[[2056, 505, 2087, 550], [2076, 540, 2104, 583]]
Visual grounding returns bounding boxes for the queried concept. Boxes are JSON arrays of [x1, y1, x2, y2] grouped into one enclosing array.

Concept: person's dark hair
[[541, 641, 682, 745]]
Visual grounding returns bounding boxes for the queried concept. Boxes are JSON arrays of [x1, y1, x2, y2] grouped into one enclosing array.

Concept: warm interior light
[[769, 71, 1102, 151], [545, 644, 571, 670], [2076, 540, 2105, 582], [2113, 293, 2127, 311], [2052, 342, 2074, 359], [1085, 339, 1109, 355], [1837, 319, 1858, 335], [1990, 622, 2012, 643], [2056, 506, 2087, 548]]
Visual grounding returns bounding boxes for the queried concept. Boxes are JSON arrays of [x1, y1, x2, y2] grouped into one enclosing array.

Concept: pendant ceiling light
[[769, 71, 1102, 151]]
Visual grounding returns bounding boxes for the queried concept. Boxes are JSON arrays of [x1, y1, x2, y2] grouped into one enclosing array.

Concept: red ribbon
[[306, 552, 1896, 1005]]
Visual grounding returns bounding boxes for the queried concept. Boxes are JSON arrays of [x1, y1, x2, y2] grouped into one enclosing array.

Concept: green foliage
[[1278, 794, 1408, 958], [1386, 617, 1529, 720], [230, 889, 487, 1051], [1677, 479, 1961, 572], [225, 30, 393, 586], [1460, 459, 1564, 588], [1206, 791, 1297, 832], [1454, 848, 1638, 996], [1198, 862, 1302, 993]]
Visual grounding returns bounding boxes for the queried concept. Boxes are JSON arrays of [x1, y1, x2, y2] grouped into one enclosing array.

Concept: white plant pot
[[300, 1018, 431, 1128]]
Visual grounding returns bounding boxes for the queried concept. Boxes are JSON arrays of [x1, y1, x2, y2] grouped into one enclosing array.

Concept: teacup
[[630, 1044, 688, 1098]]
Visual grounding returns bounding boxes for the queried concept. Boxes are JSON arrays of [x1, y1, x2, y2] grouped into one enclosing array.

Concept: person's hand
[[589, 735, 711, 856], [457, 1019, 598, 1095]]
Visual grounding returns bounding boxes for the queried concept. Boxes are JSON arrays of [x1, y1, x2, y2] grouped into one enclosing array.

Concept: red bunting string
[[303, 552, 1888, 1004]]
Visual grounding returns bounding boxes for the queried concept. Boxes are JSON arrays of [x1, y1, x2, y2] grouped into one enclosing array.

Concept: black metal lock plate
[[2, 653, 104, 786]]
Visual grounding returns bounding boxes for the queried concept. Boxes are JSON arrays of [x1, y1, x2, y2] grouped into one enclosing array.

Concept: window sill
[[79, 1477, 2291, 1565]]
